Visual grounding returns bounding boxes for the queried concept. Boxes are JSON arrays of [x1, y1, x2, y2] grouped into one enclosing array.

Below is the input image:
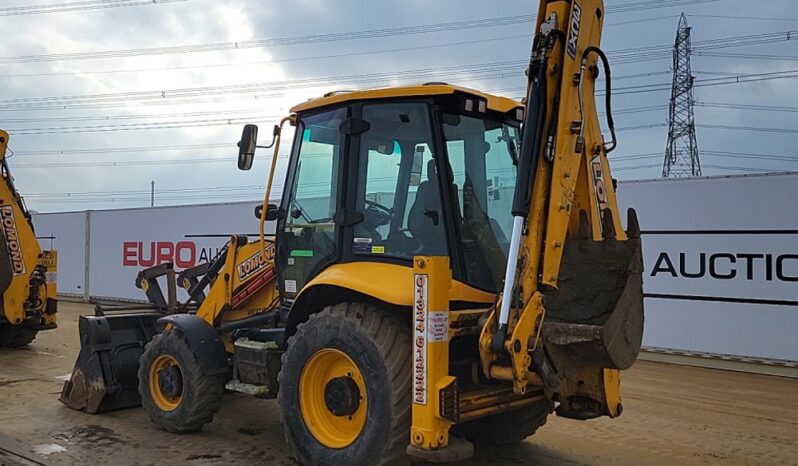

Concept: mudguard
[[158, 314, 230, 377]]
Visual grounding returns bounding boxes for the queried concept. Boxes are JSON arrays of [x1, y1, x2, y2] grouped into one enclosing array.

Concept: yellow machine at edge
[[0, 130, 58, 348], [61, 1, 644, 464]]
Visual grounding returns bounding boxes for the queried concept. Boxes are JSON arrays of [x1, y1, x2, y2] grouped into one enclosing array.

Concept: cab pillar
[[406, 256, 473, 462]]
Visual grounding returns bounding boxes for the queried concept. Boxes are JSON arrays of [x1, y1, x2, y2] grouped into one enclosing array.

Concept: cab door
[[277, 108, 347, 298]]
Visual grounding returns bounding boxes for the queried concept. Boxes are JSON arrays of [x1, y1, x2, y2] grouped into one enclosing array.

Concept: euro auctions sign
[[617, 173, 798, 363], [122, 241, 225, 269], [644, 234, 798, 305], [87, 202, 266, 301]]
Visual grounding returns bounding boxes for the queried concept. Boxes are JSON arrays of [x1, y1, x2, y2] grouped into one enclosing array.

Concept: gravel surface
[[1, 301, 796, 465]]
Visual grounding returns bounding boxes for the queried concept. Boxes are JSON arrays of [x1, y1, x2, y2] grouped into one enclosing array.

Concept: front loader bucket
[[60, 310, 160, 413], [542, 218, 644, 371]]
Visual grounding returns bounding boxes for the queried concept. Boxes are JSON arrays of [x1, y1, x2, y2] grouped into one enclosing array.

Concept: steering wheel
[[363, 199, 393, 232], [365, 199, 393, 216]]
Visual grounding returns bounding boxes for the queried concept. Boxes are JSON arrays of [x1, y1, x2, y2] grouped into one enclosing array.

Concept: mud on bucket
[[541, 221, 644, 371]]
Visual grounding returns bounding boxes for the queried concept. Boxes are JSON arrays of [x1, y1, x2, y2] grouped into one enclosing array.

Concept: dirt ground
[[1, 301, 796, 466]]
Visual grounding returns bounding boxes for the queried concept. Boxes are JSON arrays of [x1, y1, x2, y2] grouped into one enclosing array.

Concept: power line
[[8, 65, 797, 135], [689, 14, 798, 22], [13, 142, 236, 156], [697, 124, 798, 134], [11, 156, 234, 168], [0, 17, 680, 80], [0, 1, 727, 64], [23, 184, 266, 199], [696, 101, 798, 113], [702, 164, 778, 173], [703, 150, 798, 162], [4, 50, 795, 114], [0, 0, 187, 16], [0, 35, 528, 79], [695, 51, 798, 62]]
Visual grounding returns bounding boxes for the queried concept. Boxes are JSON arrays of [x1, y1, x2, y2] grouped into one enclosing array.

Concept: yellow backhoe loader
[[0, 130, 58, 347], [61, 0, 643, 463]]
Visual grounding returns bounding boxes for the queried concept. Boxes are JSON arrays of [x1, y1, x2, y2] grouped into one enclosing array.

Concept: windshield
[[442, 113, 520, 292]]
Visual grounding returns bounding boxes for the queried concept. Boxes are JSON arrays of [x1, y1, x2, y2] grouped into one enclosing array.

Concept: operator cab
[[241, 84, 523, 297]]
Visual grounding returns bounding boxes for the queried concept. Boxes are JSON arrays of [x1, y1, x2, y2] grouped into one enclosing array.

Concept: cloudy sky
[[1, 0, 796, 212]]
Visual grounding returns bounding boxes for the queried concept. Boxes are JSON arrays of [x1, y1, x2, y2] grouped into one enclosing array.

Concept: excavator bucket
[[59, 307, 161, 413], [541, 209, 645, 371]]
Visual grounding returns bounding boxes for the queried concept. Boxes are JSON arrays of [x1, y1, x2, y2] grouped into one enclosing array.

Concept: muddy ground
[[1, 301, 796, 465]]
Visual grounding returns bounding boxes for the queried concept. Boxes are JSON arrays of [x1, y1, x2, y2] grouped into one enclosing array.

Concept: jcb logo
[[590, 156, 609, 225], [0, 205, 25, 276], [567, 2, 582, 59]]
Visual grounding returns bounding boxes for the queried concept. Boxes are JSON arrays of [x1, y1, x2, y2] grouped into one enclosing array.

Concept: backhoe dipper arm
[[480, 0, 644, 409]]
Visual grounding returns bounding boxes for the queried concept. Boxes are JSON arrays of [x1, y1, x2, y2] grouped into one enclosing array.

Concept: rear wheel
[[0, 321, 38, 348], [451, 399, 553, 445], [278, 302, 411, 465], [138, 330, 225, 433]]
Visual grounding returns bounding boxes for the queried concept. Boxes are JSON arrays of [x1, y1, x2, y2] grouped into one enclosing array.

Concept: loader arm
[[479, 0, 644, 416], [0, 129, 57, 347]]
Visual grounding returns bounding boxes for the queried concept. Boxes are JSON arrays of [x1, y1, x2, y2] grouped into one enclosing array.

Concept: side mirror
[[238, 124, 258, 171], [255, 204, 281, 221]]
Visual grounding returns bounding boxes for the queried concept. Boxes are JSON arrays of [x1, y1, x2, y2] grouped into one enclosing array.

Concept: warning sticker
[[353, 237, 372, 254], [428, 311, 449, 342], [371, 246, 385, 254], [284, 279, 297, 293]]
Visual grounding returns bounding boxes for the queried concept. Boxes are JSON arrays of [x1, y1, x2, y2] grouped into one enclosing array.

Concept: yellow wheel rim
[[148, 354, 183, 412], [299, 348, 367, 449]]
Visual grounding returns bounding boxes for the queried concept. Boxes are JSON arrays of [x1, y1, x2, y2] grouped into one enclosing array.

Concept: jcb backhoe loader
[[61, 0, 643, 463], [0, 130, 58, 347]]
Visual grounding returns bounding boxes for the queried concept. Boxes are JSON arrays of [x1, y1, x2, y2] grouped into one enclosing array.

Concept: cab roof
[[289, 83, 522, 114]]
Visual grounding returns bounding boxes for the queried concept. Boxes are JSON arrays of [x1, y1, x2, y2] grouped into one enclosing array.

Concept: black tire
[[0, 322, 38, 348], [278, 302, 411, 466], [138, 330, 225, 433], [452, 399, 553, 446]]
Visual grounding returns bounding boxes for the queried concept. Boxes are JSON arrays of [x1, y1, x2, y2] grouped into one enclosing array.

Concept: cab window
[[353, 103, 447, 259], [443, 113, 520, 291]]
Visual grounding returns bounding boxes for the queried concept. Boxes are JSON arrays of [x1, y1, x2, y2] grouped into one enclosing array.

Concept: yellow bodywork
[[0, 129, 57, 333], [195, 237, 280, 352], [478, 0, 629, 416], [409, 257, 456, 451], [291, 83, 521, 114], [137, 1, 639, 457], [300, 261, 495, 308]]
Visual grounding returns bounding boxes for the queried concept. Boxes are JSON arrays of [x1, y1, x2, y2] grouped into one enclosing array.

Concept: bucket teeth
[[626, 208, 641, 239], [577, 210, 591, 239], [601, 208, 617, 240]]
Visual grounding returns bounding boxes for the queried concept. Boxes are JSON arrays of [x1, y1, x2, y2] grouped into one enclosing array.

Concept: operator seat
[[408, 159, 446, 254]]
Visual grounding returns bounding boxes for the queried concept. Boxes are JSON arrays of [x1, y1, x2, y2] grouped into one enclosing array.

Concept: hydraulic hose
[[582, 46, 617, 153]]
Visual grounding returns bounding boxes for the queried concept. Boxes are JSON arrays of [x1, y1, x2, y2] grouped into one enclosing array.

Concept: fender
[[158, 314, 231, 377]]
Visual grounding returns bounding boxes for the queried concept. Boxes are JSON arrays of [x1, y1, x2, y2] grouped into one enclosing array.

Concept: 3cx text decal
[[0, 205, 25, 276], [567, 1, 582, 60]]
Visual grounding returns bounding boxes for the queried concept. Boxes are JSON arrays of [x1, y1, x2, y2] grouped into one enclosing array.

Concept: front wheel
[[137, 330, 225, 433], [0, 322, 38, 348], [278, 302, 411, 465]]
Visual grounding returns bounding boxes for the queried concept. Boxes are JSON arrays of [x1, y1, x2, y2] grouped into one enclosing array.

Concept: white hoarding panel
[[32, 171, 798, 364], [32, 211, 86, 297], [87, 201, 273, 301], [618, 173, 798, 363]]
